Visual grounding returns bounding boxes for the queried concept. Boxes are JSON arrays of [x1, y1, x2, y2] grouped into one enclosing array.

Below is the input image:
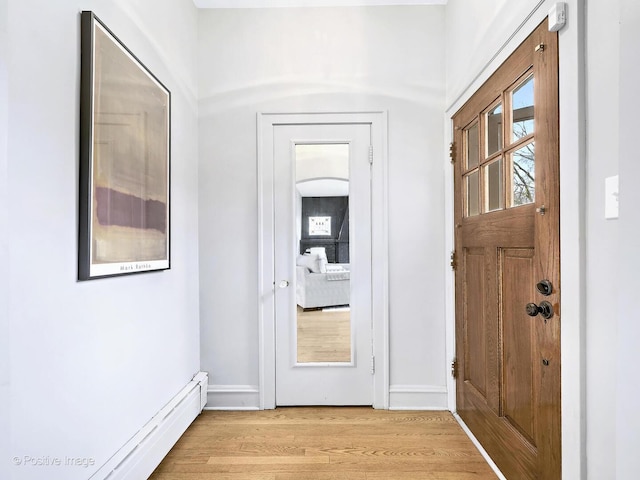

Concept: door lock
[[526, 301, 554, 320], [536, 280, 553, 296]]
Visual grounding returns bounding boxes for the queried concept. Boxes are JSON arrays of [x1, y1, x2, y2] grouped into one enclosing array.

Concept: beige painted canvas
[[79, 12, 170, 279]]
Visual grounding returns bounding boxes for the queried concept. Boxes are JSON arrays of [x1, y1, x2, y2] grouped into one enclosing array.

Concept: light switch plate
[[605, 175, 619, 219]]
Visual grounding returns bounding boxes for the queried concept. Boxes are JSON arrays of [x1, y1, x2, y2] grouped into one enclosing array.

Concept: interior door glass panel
[[512, 75, 534, 141], [466, 170, 480, 217], [466, 122, 479, 170], [295, 144, 351, 363], [511, 142, 535, 206], [484, 158, 503, 212], [486, 104, 503, 156]]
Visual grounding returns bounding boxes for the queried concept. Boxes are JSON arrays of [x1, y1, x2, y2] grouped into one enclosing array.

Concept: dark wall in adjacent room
[[300, 196, 349, 263]]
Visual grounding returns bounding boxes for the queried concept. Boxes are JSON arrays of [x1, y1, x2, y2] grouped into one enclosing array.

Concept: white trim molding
[[454, 413, 507, 480], [89, 373, 207, 480], [194, 1, 447, 8], [205, 385, 261, 410], [389, 384, 448, 410], [257, 111, 389, 410]]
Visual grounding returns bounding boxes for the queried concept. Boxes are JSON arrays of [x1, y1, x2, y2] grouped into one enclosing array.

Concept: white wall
[[616, 1, 640, 477], [1, 0, 10, 478], [6, 1, 200, 479], [585, 1, 620, 478], [198, 6, 448, 409], [445, 0, 545, 107]]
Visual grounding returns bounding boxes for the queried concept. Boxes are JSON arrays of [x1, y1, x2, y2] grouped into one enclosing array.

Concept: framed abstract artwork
[[79, 11, 170, 280]]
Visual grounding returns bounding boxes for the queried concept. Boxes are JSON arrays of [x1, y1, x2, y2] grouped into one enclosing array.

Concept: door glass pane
[[484, 158, 503, 212], [486, 103, 503, 156], [295, 144, 351, 363], [511, 142, 535, 206], [466, 122, 479, 170], [466, 170, 480, 216], [512, 75, 534, 141]]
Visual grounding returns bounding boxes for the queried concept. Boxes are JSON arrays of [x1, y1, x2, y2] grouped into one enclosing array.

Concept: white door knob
[[278, 280, 290, 289]]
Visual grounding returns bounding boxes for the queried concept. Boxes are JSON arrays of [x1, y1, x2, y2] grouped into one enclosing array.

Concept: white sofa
[[296, 262, 350, 309]]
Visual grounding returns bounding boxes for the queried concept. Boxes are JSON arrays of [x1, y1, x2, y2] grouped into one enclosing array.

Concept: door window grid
[[463, 120, 480, 217], [462, 71, 535, 217], [510, 141, 535, 207], [466, 171, 480, 217], [485, 103, 503, 158], [512, 74, 535, 142], [484, 158, 503, 212], [465, 121, 479, 171]]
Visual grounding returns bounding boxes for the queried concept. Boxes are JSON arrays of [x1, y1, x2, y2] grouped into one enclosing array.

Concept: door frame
[[257, 111, 389, 410], [444, 4, 586, 479]]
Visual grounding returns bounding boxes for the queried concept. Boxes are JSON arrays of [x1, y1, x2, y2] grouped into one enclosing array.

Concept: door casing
[[257, 111, 389, 409]]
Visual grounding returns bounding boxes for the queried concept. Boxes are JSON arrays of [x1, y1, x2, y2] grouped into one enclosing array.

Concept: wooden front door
[[452, 19, 560, 479]]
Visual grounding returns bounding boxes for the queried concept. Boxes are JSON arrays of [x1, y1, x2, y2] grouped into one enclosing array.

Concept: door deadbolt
[[526, 301, 554, 320], [536, 280, 553, 296]]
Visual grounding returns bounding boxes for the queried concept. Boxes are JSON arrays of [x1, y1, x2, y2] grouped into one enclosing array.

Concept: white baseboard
[[204, 384, 446, 411], [90, 372, 208, 480], [388, 384, 448, 410], [205, 384, 260, 410], [454, 412, 507, 480]]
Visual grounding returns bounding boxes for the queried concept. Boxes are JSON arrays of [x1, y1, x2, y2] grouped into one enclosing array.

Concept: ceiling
[[194, 0, 446, 8]]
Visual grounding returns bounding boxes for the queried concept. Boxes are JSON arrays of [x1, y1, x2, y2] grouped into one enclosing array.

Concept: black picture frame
[[79, 11, 171, 280]]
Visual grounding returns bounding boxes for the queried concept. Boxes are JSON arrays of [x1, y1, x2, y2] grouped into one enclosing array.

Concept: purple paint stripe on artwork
[[95, 187, 167, 234]]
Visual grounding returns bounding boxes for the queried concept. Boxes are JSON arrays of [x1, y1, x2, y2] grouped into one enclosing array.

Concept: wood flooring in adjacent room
[[149, 407, 498, 480]]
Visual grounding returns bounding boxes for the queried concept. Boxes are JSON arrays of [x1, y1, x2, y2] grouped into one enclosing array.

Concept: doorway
[[258, 112, 389, 409], [452, 19, 561, 479]]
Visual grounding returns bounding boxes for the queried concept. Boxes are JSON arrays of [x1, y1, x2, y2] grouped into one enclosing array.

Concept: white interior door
[[274, 122, 373, 406]]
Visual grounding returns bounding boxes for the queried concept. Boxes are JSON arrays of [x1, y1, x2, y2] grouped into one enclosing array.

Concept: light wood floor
[[297, 307, 351, 363], [149, 407, 498, 480]]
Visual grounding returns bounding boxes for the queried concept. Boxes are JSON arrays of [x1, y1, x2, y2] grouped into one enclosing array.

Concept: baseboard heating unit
[[90, 372, 208, 480]]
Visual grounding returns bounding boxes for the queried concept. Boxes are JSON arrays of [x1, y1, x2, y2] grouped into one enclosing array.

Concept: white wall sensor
[[549, 3, 567, 32]]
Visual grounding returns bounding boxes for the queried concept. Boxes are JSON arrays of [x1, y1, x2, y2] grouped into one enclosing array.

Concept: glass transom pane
[[485, 158, 503, 212], [466, 171, 480, 217], [486, 104, 503, 157], [466, 122, 479, 170], [512, 75, 534, 142], [511, 142, 535, 206]]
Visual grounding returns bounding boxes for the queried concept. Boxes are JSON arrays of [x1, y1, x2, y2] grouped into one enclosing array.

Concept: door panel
[[501, 248, 536, 445], [453, 19, 560, 480], [464, 248, 486, 398]]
